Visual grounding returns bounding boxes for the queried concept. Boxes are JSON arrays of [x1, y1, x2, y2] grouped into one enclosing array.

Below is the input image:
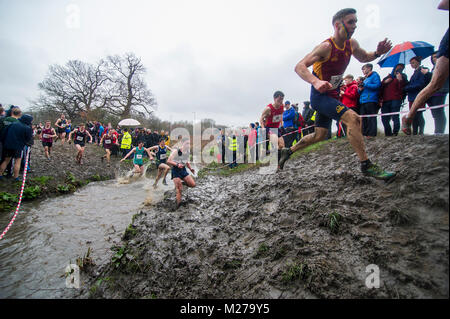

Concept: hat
[[285, 101, 291, 105]]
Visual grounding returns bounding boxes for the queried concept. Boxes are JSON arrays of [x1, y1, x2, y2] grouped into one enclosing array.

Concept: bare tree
[[32, 60, 108, 120], [104, 53, 157, 119]]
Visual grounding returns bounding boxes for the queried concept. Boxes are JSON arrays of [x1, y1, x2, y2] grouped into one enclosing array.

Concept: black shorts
[[74, 141, 85, 147], [42, 141, 53, 148], [437, 28, 449, 59], [57, 128, 66, 134], [310, 89, 350, 129], [4, 148, 22, 159], [171, 167, 189, 180]]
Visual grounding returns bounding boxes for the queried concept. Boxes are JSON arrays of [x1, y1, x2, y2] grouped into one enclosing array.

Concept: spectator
[[120, 128, 133, 158], [247, 123, 257, 163], [151, 130, 160, 147], [427, 51, 449, 134], [359, 63, 382, 138], [254, 122, 261, 162], [292, 104, 305, 143], [144, 129, 153, 148], [338, 74, 360, 137], [302, 101, 315, 136], [380, 64, 408, 136], [0, 104, 4, 117], [404, 56, 427, 135], [217, 129, 226, 164], [282, 100, 297, 148], [0, 114, 33, 181], [98, 122, 105, 144]]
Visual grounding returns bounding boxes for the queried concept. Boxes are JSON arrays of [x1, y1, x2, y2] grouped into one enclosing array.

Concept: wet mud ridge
[[89, 135, 449, 299]]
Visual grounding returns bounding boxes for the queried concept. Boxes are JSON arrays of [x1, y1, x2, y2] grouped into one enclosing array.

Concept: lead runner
[[278, 8, 396, 181]]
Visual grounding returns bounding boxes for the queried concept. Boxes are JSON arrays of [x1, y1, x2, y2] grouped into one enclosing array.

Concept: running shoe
[[153, 182, 158, 189], [278, 147, 293, 170], [362, 163, 396, 181], [162, 179, 168, 186], [401, 115, 412, 135]]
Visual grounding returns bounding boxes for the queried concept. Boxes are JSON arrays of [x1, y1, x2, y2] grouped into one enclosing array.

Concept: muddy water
[[0, 172, 172, 298]]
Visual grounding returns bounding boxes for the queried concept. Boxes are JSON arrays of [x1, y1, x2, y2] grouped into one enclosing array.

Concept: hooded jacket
[[340, 80, 359, 108], [282, 106, 296, 128], [381, 64, 408, 102], [404, 67, 427, 102], [359, 71, 381, 104], [4, 114, 33, 151]]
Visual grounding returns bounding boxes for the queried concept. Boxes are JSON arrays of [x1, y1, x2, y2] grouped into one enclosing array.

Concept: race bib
[[105, 139, 111, 144], [136, 154, 143, 159], [42, 134, 50, 139], [76, 136, 84, 141], [160, 154, 167, 160], [329, 74, 343, 90], [272, 114, 282, 123]]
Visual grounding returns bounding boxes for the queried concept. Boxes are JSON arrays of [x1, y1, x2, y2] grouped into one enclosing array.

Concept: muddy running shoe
[[362, 163, 396, 181], [401, 115, 412, 135], [153, 182, 158, 189], [162, 179, 167, 186], [278, 147, 293, 170]]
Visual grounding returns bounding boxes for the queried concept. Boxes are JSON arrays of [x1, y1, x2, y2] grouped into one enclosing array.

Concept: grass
[[282, 261, 309, 283], [328, 212, 342, 234], [31, 176, 53, 186]]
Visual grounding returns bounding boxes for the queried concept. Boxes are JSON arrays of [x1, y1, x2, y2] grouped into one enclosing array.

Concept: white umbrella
[[118, 118, 141, 126]]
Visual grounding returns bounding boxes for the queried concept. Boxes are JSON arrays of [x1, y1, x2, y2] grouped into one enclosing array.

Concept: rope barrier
[[358, 103, 448, 118], [0, 147, 31, 241]]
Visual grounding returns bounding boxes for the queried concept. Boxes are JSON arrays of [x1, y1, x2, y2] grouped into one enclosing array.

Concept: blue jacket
[[404, 68, 427, 102], [283, 107, 296, 128], [4, 115, 33, 151], [359, 71, 381, 104]]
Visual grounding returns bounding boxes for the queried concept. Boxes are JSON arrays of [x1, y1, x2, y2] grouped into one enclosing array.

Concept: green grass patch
[[328, 212, 342, 234], [290, 139, 333, 160], [282, 261, 310, 283], [31, 176, 53, 186], [22, 186, 41, 200]]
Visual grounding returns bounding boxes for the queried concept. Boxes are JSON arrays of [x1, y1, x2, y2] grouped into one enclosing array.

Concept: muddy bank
[[0, 141, 147, 213], [85, 135, 448, 299]]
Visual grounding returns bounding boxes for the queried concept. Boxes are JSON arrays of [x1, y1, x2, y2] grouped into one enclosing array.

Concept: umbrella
[[378, 41, 435, 68], [118, 118, 141, 126]]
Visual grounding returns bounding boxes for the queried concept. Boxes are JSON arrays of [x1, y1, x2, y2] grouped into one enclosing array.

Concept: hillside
[[84, 135, 449, 299]]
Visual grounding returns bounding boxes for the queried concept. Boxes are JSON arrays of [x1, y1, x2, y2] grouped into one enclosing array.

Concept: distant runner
[[68, 123, 93, 165], [148, 138, 173, 188], [100, 130, 118, 167], [55, 114, 68, 146], [259, 91, 286, 159], [120, 141, 153, 177], [167, 139, 196, 209], [40, 120, 57, 160], [278, 8, 396, 181]]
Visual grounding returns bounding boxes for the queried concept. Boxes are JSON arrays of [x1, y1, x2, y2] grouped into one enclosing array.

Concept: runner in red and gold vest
[[278, 8, 396, 182]]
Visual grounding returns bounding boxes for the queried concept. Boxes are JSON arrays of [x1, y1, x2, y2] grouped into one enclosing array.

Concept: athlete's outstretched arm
[[260, 107, 271, 128], [294, 41, 333, 93], [121, 148, 135, 161], [351, 38, 392, 63], [408, 55, 449, 118]]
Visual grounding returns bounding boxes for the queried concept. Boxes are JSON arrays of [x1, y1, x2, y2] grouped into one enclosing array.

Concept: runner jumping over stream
[[148, 138, 173, 188], [120, 141, 154, 177]]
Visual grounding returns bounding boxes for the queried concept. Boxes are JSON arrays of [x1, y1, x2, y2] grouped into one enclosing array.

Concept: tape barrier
[[0, 148, 31, 241], [358, 103, 448, 118]]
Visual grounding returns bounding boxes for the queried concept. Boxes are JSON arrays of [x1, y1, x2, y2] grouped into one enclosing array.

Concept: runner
[[120, 141, 153, 177], [54, 114, 68, 146], [68, 123, 93, 165], [259, 91, 286, 159], [167, 139, 196, 209], [100, 129, 118, 166], [64, 119, 72, 142], [278, 8, 396, 181], [39, 120, 57, 160], [148, 138, 173, 188]]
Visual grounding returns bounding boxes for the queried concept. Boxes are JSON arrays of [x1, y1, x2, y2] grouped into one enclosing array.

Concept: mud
[[83, 136, 448, 298]]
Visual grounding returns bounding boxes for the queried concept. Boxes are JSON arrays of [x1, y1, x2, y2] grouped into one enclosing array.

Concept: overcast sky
[[0, 0, 448, 133]]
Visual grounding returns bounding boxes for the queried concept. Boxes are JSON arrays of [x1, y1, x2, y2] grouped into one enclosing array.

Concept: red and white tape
[[0, 148, 31, 241], [358, 103, 448, 118]]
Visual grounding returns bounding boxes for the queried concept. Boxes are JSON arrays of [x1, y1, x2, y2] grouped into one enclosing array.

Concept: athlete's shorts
[[171, 166, 189, 180], [437, 28, 449, 59], [311, 89, 350, 129], [57, 128, 66, 134], [74, 141, 85, 147], [42, 141, 53, 148], [3, 148, 22, 159]]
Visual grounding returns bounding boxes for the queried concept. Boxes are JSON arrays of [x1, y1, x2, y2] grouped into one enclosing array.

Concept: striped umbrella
[[377, 41, 435, 68]]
